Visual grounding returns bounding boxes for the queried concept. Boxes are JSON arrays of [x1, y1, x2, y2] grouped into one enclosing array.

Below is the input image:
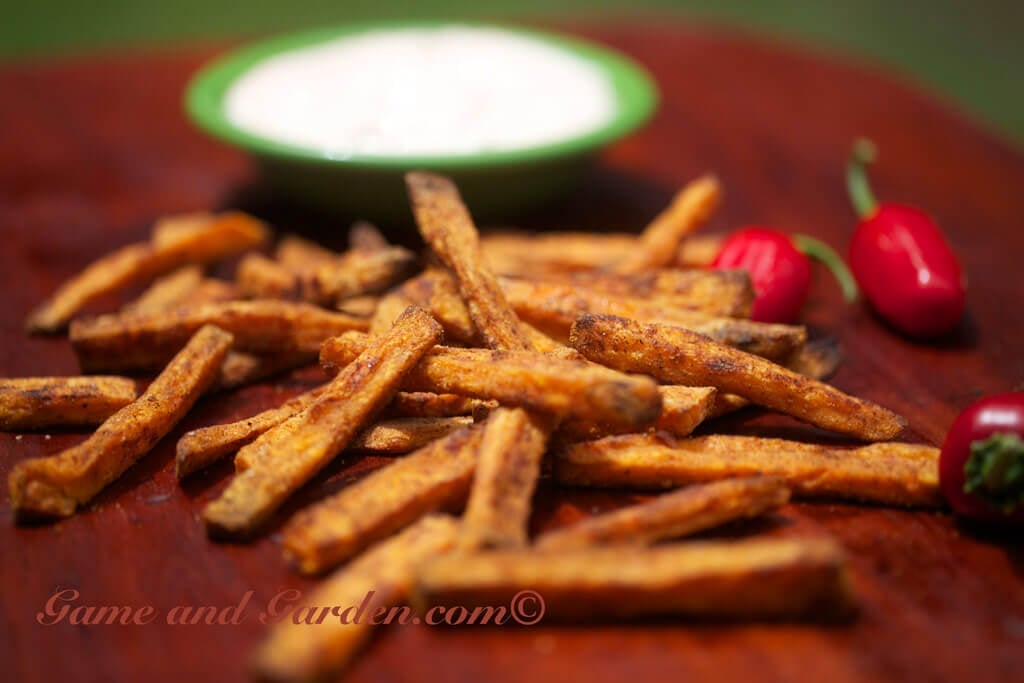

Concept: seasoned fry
[[0, 377, 139, 431], [27, 212, 269, 332], [480, 231, 636, 275], [9, 325, 233, 520], [309, 246, 416, 305], [320, 334, 662, 429], [209, 351, 315, 393], [676, 233, 726, 267], [122, 266, 203, 314], [235, 253, 299, 299], [615, 175, 723, 273], [369, 291, 415, 339], [397, 269, 480, 344], [282, 426, 484, 574], [570, 314, 904, 441], [536, 477, 790, 550], [274, 234, 338, 272], [176, 385, 328, 478], [349, 416, 473, 454], [336, 295, 380, 318], [70, 300, 366, 373], [407, 171, 533, 351], [416, 536, 855, 621], [348, 220, 390, 252], [254, 515, 459, 682], [389, 392, 483, 418], [555, 433, 941, 507], [202, 307, 442, 538], [559, 385, 716, 441]]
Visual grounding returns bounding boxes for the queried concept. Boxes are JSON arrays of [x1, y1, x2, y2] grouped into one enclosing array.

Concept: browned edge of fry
[[0, 376, 139, 431]]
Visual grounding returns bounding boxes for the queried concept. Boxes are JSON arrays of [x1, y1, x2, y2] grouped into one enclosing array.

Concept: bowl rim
[[183, 19, 659, 170]]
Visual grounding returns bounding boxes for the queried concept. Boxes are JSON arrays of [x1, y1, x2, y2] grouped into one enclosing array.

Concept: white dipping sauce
[[224, 26, 617, 157]]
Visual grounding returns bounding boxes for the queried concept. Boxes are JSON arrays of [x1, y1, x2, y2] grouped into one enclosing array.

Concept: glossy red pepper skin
[[711, 227, 811, 324], [939, 392, 1024, 523], [849, 203, 966, 337]]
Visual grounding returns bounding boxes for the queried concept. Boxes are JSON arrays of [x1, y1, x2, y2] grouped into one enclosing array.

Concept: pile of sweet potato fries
[[5, 172, 941, 681]]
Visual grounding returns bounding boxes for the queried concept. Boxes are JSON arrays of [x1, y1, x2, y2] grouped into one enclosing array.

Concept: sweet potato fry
[[309, 246, 416, 305], [479, 231, 636, 276], [536, 477, 790, 550], [235, 253, 300, 299], [349, 416, 473, 454], [274, 234, 338, 272], [559, 385, 716, 441], [176, 385, 328, 478], [208, 351, 315, 393], [336, 295, 380, 318], [500, 278, 802, 357], [407, 172, 533, 351], [27, 212, 268, 332], [369, 291, 415, 339], [416, 536, 855, 621], [122, 266, 203, 314], [202, 307, 442, 538], [614, 175, 723, 273], [320, 334, 662, 429], [554, 433, 941, 507], [570, 314, 904, 441], [9, 325, 233, 520], [282, 425, 484, 574], [676, 234, 726, 267], [388, 392, 483, 418], [348, 220, 390, 252], [397, 269, 480, 344], [0, 376, 139, 431], [71, 300, 366, 373], [254, 515, 459, 682]]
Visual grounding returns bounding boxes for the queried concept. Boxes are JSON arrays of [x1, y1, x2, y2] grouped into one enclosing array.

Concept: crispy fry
[[407, 172, 533, 351], [122, 265, 203, 314], [480, 231, 636, 275], [614, 175, 722, 274], [397, 269, 480, 345], [27, 212, 268, 332], [536, 477, 790, 550], [0, 376, 139, 431], [282, 425, 484, 574], [71, 300, 366, 373], [504, 281, 805, 357], [176, 385, 328, 478], [274, 234, 338, 272], [676, 234, 726, 267], [209, 351, 315, 393], [570, 314, 904, 441], [203, 307, 442, 538], [349, 416, 473, 454], [335, 295, 380, 318], [9, 325, 233, 520], [555, 433, 941, 507], [320, 334, 661, 429], [309, 246, 416, 305], [416, 536, 855, 621], [348, 220, 390, 252], [235, 253, 300, 299], [369, 291, 415, 339], [389, 392, 483, 418], [254, 515, 459, 682], [559, 385, 716, 441]]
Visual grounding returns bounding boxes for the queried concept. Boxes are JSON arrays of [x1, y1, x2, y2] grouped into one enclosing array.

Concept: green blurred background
[[4, 0, 1022, 143]]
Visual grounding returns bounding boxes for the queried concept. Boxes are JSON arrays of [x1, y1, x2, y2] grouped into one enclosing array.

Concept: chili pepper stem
[[847, 138, 879, 219], [964, 433, 1024, 514], [791, 234, 859, 303]]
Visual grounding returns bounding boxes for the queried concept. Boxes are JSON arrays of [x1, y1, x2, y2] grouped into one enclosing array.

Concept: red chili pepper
[[939, 392, 1024, 523], [846, 139, 966, 337], [711, 227, 858, 324]]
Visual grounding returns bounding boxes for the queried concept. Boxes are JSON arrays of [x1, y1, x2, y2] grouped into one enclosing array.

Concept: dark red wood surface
[[2, 21, 1023, 683]]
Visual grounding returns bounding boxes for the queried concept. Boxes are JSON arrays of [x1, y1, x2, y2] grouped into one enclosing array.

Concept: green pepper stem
[[846, 138, 879, 219], [792, 234, 859, 303], [964, 432, 1024, 515]]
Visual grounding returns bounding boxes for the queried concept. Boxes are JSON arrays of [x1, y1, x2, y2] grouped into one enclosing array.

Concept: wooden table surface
[[1, 21, 1023, 683]]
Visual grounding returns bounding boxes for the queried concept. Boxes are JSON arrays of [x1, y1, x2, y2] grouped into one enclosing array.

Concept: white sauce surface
[[224, 26, 617, 157]]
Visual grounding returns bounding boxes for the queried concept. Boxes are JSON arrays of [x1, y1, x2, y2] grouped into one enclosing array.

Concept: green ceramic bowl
[[185, 21, 659, 222]]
